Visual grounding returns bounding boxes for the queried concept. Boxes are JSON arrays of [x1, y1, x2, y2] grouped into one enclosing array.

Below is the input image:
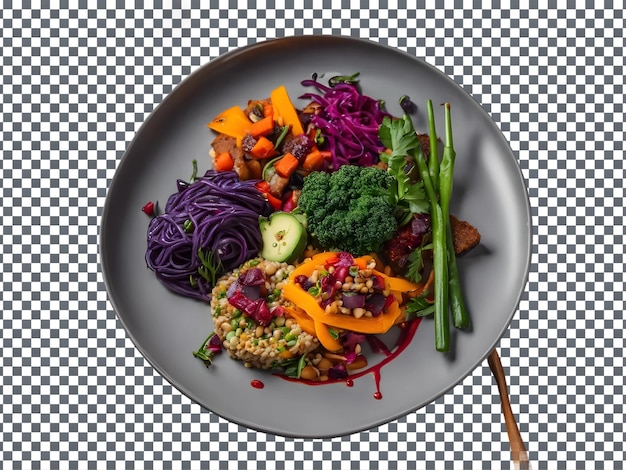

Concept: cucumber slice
[[259, 212, 308, 263]]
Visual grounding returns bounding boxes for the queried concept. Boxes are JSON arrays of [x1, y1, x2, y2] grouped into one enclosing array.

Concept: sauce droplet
[[250, 379, 264, 389]]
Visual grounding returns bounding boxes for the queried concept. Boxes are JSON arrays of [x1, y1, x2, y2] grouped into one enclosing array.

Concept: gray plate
[[100, 36, 531, 438]]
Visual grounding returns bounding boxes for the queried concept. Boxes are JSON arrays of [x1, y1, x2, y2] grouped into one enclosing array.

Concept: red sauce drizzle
[[250, 379, 264, 389], [277, 318, 421, 399]]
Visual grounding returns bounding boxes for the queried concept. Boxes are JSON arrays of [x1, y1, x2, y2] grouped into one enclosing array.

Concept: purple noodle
[[145, 170, 272, 302]]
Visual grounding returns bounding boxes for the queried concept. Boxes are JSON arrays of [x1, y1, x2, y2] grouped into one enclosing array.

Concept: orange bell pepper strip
[[284, 305, 341, 351], [379, 272, 424, 293], [313, 320, 343, 352], [283, 306, 315, 336], [270, 85, 305, 136], [282, 251, 427, 335], [207, 105, 252, 145], [291, 252, 423, 291], [282, 282, 404, 335], [290, 252, 338, 278]]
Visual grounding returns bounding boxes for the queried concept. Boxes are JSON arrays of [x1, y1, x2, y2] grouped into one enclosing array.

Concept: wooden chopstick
[[488, 348, 530, 469]]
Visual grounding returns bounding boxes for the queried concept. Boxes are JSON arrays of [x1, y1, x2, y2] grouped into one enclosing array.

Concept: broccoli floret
[[297, 165, 398, 256]]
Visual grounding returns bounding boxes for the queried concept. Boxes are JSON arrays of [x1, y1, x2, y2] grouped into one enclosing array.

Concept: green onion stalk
[[427, 100, 440, 193], [440, 103, 470, 329], [411, 101, 472, 351], [413, 144, 449, 352]]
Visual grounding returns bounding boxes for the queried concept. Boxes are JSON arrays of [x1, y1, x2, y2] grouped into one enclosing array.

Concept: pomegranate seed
[[142, 201, 155, 216]]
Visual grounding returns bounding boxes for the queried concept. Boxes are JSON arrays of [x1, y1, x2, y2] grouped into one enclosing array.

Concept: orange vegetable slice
[[313, 320, 343, 352], [270, 85, 305, 136], [282, 282, 404, 335], [207, 105, 252, 145]]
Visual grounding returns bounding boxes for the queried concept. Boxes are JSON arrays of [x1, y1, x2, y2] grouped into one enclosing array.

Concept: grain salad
[[210, 258, 320, 370]]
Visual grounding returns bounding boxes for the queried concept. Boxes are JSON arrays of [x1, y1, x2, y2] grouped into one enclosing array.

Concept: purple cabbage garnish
[[328, 363, 349, 380], [334, 252, 355, 267], [240, 284, 262, 300], [226, 280, 240, 298], [239, 267, 265, 286], [320, 273, 340, 300], [300, 78, 391, 169], [364, 293, 386, 317], [367, 335, 392, 357], [207, 333, 223, 353], [342, 332, 366, 364], [342, 292, 366, 310], [294, 274, 314, 292], [228, 291, 273, 326]]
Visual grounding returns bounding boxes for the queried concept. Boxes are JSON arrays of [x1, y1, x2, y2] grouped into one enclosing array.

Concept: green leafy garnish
[[329, 72, 360, 86], [282, 355, 308, 379], [183, 219, 194, 233], [274, 125, 290, 149], [404, 242, 432, 283], [197, 248, 222, 286], [190, 159, 198, 182], [379, 115, 429, 222], [405, 294, 435, 318], [308, 285, 321, 297], [192, 332, 217, 367]]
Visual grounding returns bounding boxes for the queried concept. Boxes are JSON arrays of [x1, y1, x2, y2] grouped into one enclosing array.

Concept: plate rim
[[99, 34, 533, 438]]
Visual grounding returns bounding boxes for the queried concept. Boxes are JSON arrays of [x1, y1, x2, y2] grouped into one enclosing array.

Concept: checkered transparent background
[[1, 1, 624, 468]]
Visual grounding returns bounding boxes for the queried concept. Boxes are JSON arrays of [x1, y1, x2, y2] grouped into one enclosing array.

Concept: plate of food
[[100, 36, 531, 438]]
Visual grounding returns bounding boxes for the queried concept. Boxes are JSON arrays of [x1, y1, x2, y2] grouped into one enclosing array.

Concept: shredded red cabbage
[[300, 77, 390, 169], [145, 170, 272, 301]]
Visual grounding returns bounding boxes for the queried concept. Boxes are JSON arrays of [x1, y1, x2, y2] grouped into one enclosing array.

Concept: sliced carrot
[[270, 85, 305, 136], [249, 115, 275, 138], [273, 152, 299, 178], [301, 149, 324, 171], [249, 136, 277, 159], [213, 152, 234, 172]]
